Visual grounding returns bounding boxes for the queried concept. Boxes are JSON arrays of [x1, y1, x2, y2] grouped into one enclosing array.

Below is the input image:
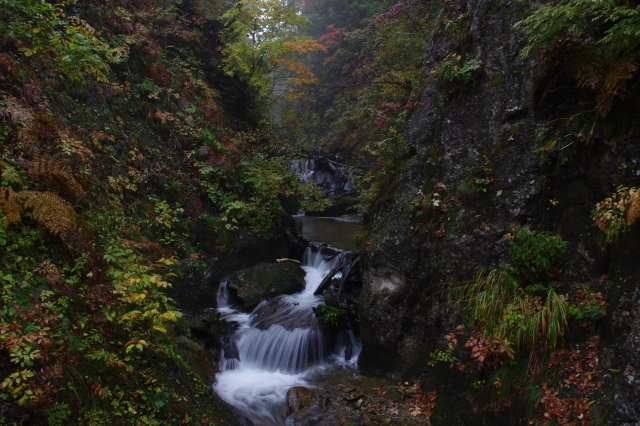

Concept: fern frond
[[18, 191, 78, 238], [0, 188, 78, 238], [0, 189, 24, 226], [25, 158, 84, 197], [595, 58, 638, 117]]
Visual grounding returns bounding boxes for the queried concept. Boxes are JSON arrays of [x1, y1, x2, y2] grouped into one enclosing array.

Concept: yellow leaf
[[153, 325, 167, 333], [162, 311, 177, 322], [536, 139, 558, 152]]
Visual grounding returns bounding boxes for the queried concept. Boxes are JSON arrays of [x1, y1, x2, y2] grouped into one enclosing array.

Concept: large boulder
[[284, 386, 319, 416], [225, 262, 306, 308], [167, 218, 305, 312]]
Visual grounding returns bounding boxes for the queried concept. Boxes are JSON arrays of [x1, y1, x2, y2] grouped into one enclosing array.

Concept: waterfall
[[290, 158, 315, 183], [214, 243, 359, 425], [290, 158, 355, 198], [217, 281, 230, 308]]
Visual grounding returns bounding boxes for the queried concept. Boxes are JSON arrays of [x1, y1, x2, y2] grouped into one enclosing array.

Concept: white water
[[290, 158, 355, 197], [213, 245, 360, 425]]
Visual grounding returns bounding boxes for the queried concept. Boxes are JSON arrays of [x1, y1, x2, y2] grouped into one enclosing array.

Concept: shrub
[[456, 156, 494, 200], [453, 228, 568, 355], [591, 185, 640, 248], [515, 0, 640, 119], [439, 54, 482, 92]]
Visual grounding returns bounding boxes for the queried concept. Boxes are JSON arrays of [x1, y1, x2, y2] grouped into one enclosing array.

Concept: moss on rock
[[306, 194, 358, 217], [225, 262, 306, 308]]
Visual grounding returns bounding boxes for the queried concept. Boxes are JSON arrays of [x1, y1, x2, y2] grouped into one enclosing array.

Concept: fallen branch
[[313, 266, 341, 296], [276, 258, 301, 264], [337, 256, 359, 304]]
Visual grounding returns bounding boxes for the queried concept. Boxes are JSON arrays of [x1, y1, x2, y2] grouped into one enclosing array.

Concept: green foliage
[[0, 212, 7, 246], [453, 228, 569, 355], [143, 196, 184, 245], [566, 293, 606, 323], [428, 348, 458, 367], [317, 304, 344, 327], [357, 128, 410, 214], [0, 0, 292, 423], [456, 268, 567, 354], [457, 156, 494, 197], [591, 185, 640, 248], [484, 357, 530, 404], [506, 227, 567, 288], [221, 0, 324, 99], [284, 0, 433, 157], [46, 402, 71, 426], [515, 0, 640, 119], [298, 180, 332, 212], [515, 0, 640, 57], [439, 54, 482, 91], [0, 0, 125, 81]]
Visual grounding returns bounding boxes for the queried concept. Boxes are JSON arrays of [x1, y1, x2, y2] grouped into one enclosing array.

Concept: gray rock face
[[357, 0, 640, 423], [612, 292, 640, 426], [360, 0, 540, 374]]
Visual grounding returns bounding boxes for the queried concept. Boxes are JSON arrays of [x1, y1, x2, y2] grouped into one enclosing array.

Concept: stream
[[213, 218, 363, 425], [293, 214, 362, 252]]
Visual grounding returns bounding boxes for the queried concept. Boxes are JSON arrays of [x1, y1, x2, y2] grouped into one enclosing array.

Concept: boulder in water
[[225, 262, 306, 309], [285, 386, 318, 415]]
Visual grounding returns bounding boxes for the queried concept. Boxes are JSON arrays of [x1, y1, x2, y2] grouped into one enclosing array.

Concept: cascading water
[[290, 158, 355, 197], [214, 244, 361, 425]]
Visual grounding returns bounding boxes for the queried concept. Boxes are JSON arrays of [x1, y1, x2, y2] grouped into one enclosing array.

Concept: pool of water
[[293, 215, 362, 251]]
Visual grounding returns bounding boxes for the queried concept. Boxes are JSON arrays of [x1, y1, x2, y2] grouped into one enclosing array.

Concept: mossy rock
[[306, 194, 358, 217], [175, 336, 218, 385], [225, 262, 306, 308]]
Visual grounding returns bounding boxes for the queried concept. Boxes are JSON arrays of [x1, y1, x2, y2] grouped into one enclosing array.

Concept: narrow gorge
[[1, 0, 639, 425]]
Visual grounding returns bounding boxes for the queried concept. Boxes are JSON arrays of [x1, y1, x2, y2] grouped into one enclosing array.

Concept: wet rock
[[250, 295, 316, 331], [188, 310, 225, 347], [283, 386, 336, 426], [168, 222, 303, 312], [343, 392, 364, 402], [225, 262, 306, 309], [286, 366, 431, 425], [612, 296, 640, 425], [306, 193, 358, 217], [323, 289, 340, 309], [221, 322, 240, 359], [383, 385, 403, 403], [285, 386, 318, 416], [292, 154, 355, 199]]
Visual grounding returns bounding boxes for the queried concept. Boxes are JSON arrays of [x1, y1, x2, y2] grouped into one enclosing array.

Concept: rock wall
[[358, 0, 640, 423]]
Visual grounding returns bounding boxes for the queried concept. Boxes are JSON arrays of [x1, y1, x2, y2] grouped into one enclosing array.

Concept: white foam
[[214, 368, 306, 425], [214, 244, 360, 424]]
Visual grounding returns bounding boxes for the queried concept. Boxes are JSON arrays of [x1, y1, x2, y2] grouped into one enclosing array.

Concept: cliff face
[[358, 0, 640, 423]]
